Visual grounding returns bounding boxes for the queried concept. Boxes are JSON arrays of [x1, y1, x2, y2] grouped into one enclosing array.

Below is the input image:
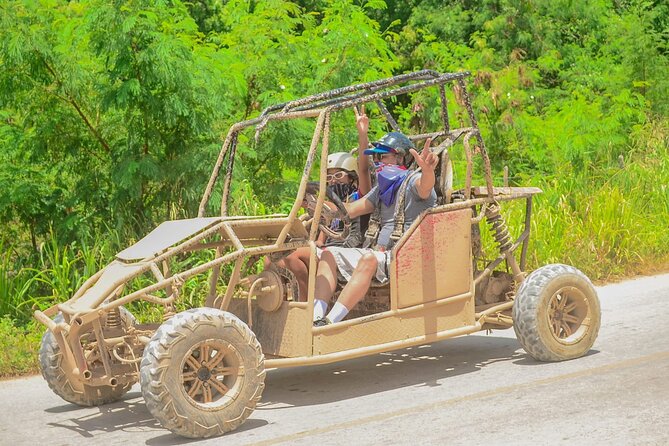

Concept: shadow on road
[[260, 333, 527, 409], [512, 348, 601, 366], [145, 418, 270, 445], [46, 392, 161, 437], [42, 333, 533, 443], [45, 390, 268, 444]]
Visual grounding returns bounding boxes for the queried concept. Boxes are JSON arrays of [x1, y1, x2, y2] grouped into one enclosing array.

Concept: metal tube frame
[[35, 70, 540, 375]]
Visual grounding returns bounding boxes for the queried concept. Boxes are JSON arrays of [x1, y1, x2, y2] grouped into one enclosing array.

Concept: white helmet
[[327, 152, 357, 173]]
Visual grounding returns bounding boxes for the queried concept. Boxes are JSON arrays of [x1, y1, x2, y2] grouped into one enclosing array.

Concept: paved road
[[2, 273, 668, 446]]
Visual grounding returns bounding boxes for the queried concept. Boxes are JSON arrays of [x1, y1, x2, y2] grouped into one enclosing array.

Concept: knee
[[355, 253, 378, 275], [285, 252, 304, 268], [320, 250, 335, 263], [317, 251, 337, 274]]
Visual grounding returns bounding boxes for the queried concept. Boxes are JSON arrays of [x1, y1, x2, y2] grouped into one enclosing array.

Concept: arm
[[323, 182, 375, 220], [316, 230, 327, 247], [354, 105, 372, 196], [409, 138, 439, 200], [342, 196, 375, 219]]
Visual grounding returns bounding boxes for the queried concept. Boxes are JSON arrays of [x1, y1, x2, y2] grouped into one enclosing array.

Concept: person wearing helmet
[[312, 131, 438, 326], [266, 108, 373, 301], [318, 151, 364, 248], [270, 151, 366, 302]]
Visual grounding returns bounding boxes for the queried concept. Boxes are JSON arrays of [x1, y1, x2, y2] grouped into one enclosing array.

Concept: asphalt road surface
[[1, 273, 668, 446]]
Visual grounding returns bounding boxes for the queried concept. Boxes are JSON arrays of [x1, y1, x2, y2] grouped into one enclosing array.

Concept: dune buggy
[[34, 70, 601, 438]]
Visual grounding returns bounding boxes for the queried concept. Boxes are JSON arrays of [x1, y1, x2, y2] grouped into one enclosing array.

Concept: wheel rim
[[180, 339, 243, 408], [546, 286, 591, 345]]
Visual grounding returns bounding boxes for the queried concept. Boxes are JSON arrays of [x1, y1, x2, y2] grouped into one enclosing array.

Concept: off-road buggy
[[34, 70, 601, 438]]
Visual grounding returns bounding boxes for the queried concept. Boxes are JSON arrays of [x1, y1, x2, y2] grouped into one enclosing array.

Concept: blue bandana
[[377, 164, 409, 206]]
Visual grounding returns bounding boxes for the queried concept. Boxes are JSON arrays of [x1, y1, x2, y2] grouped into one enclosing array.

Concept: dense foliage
[[1, 0, 668, 333]]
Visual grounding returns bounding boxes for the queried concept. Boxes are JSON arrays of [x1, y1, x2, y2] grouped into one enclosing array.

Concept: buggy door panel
[[391, 208, 473, 309], [312, 296, 471, 355], [227, 299, 311, 358]]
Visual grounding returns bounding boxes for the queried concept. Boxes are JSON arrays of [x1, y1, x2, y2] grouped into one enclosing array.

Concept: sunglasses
[[373, 152, 400, 162], [326, 171, 348, 182]]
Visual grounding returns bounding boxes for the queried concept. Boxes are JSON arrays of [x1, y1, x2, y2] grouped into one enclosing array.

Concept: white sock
[[313, 299, 328, 321], [326, 302, 349, 323]]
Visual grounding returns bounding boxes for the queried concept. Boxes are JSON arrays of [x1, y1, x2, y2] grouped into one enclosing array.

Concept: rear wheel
[[39, 308, 136, 406], [513, 264, 601, 362], [140, 308, 265, 438]]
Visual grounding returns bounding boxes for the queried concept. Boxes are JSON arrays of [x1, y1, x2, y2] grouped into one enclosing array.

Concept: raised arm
[[354, 105, 372, 196], [409, 138, 439, 200]]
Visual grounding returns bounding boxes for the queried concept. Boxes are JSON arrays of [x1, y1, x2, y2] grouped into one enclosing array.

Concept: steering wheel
[[303, 182, 351, 241]]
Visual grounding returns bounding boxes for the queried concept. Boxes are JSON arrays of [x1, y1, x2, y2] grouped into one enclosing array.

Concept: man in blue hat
[[312, 130, 438, 326]]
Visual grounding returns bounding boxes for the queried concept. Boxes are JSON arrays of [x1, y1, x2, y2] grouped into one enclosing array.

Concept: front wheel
[[39, 308, 136, 406], [513, 264, 601, 362], [140, 308, 265, 438]]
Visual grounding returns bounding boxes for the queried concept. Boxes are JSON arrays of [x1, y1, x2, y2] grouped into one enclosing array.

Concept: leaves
[[0, 0, 667, 282]]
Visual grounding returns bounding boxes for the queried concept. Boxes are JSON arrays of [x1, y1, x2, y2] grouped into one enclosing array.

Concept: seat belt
[[363, 171, 419, 250], [389, 171, 421, 247]]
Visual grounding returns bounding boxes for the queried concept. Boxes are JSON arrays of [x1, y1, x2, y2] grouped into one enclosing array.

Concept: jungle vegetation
[[0, 0, 667, 375]]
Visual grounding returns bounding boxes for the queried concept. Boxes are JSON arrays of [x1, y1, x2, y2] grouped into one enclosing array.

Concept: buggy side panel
[[311, 207, 474, 357], [228, 300, 312, 358], [392, 208, 473, 309], [312, 294, 472, 356]]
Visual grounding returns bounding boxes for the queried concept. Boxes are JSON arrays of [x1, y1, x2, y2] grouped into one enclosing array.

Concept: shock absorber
[[485, 204, 512, 253], [485, 203, 524, 282], [163, 305, 176, 322], [105, 308, 122, 328]]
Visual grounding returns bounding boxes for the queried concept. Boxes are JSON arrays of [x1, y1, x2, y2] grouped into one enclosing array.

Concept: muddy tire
[[513, 264, 601, 362], [140, 308, 265, 438], [39, 308, 136, 406]]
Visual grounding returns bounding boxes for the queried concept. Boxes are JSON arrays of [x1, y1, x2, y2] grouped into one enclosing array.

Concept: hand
[[353, 105, 369, 136], [409, 138, 438, 172]]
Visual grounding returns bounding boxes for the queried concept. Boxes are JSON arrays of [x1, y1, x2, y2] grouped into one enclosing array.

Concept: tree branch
[[40, 55, 111, 153], [251, 152, 273, 177]]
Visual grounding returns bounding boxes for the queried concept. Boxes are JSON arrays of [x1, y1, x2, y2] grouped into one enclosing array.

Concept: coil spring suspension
[[485, 204, 512, 253], [163, 306, 176, 322], [105, 308, 122, 328]]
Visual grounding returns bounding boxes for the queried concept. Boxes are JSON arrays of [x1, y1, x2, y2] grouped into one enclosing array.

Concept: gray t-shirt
[[364, 174, 437, 249]]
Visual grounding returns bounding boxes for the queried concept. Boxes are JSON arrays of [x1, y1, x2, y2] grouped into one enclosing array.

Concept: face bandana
[[330, 182, 359, 203], [376, 163, 409, 207]]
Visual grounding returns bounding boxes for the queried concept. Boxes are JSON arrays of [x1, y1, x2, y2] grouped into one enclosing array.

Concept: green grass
[[525, 119, 669, 280], [0, 317, 42, 378], [0, 233, 114, 326], [470, 118, 669, 281]]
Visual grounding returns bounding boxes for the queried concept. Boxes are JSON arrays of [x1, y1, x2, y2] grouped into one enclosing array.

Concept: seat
[[435, 152, 454, 205]]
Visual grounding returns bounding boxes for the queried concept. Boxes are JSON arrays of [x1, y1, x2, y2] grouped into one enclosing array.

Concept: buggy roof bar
[[198, 70, 475, 217], [258, 70, 443, 117], [227, 70, 471, 132]]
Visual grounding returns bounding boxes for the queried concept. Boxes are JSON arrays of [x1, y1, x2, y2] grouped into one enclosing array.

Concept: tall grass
[[0, 228, 227, 326], [502, 119, 669, 280], [0, 233, 113, 325], [0, 242, 39, 321]]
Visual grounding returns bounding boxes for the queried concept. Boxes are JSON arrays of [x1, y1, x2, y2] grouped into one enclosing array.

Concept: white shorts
[[322, 247, 391, 284]]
